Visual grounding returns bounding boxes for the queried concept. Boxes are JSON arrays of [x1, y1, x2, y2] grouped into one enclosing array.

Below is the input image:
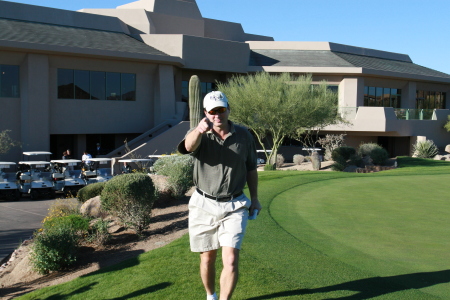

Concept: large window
[[58, 69, 136, 101], [364, 86, 401, 108], [416, 90, 446, 109], [0, 65, 20, 98], [181, 80, 216, 101]]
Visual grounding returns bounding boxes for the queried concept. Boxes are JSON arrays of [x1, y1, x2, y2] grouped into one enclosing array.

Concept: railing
[[394, 109, 435, 120], [337, 107, 436, 120]]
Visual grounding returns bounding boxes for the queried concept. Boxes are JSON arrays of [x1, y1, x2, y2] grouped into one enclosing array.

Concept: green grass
[[18, 157, 450, 299]]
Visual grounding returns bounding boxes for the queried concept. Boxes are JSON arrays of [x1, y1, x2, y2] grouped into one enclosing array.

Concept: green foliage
[[88, 219, 111, 246], [264, 164, 276, 171], [101, 173, 157, 235], [444, 115, 450, 132], [369, 147, 389, 165], [0, 129, 21, 156], [30, 227, 79, 274], [217, 73, 341, 165], [358, 142, 383, 157], [317, 134, 346, 161], [77, 182, 106, 203], [153, 155, 194, 199], [189, 75, 203, 129], [331, 146, 358, 171], [413, 140, 439, 158], [42, 214, 89, 237]]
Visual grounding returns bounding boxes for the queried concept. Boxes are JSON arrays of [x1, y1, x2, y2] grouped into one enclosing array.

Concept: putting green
[[271, 174, 450, 278]]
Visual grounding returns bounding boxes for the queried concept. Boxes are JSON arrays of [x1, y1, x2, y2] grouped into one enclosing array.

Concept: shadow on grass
[[110, 282, 172, 300], [397, 156, 450, 168], [247, 269, 450, 299]]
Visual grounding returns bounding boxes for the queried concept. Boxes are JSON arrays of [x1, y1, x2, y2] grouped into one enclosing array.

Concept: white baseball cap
[[203, 91, 229, 112]]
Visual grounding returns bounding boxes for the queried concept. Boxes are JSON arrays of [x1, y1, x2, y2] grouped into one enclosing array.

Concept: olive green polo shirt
[[178, 121, 257, 197]]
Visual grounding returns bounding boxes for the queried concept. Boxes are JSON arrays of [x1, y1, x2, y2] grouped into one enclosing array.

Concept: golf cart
[[17, 152, 55, 199], [0, 162, 20, 201], [50, 159, 86, 196], [117, 158, 155, 174], [81, 158, 113, 185]]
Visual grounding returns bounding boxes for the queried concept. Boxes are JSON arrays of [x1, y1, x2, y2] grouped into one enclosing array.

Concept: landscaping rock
[[80, 196, 103, 218], [445, 144, 450, 153], [311, 152, 321, 171], [434, 155, 445, 160]]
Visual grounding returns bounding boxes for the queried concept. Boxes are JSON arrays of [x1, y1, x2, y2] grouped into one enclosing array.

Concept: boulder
[[445, 144, 450, 153], [80, 196, 103, 218], [434, 155, 445, 160]]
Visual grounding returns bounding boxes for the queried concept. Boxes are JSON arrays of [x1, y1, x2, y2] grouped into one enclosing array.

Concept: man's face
[[205, 106, 229, 127]]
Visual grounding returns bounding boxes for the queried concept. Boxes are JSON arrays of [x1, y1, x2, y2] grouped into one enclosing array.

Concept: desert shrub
[[77, 182, 107, 203], [88, 219, 111, 246], [413, 140, 439, 158], [153, 155, 194, 199], [42, 214, 89, 237], [30, 227, 79, 274], [331, 146, 356, 161], [331, 146, 358, 171], [46, 199, 79, 219], [264, 164, 276, 171], [293, 154, 305, 165], [317, 134, 346, 161], [358, 143, 383, 157], [276, 154, 285, 168], [101, 173, 157, 235], [370, 147, 389, 165]]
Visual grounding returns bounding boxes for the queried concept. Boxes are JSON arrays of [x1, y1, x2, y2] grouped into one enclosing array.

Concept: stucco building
[[1, 0, 449, 162]]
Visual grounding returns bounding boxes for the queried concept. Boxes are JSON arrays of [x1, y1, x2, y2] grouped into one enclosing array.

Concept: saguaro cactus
[[189, 75, 202, 129]]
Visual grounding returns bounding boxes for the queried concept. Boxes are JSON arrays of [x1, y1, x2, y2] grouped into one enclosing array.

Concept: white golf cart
[[18, 152, 55, 199], [0, 162, 20, 201], [118, 158, 155, 174], [81, 158, 113, 185], [50, 159, 86, 196]]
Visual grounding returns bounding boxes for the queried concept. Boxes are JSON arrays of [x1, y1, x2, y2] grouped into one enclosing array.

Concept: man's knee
[[201, 250, 218, 267], [222, 247, 240, 270]]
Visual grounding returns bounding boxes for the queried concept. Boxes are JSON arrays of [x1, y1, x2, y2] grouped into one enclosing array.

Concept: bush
[[101, 173, 157, 235], [331, 146, 356, 162], [264, 164, 276, 171], [317, 134, 346, 161], [88, 219, 111, 246], [30, 227, 79, 274], [413, 140, 439, 158], [153, 155, 194, 199], [370, 147, 389, 165], [77, 182, 107, 203], [46, 199, 79, 219], [276, 154, 285, 168], [293, 154, 305, 165], [42, 214, 89, 237], [331, 146, 358, 171], [358, 143, 383, 157]]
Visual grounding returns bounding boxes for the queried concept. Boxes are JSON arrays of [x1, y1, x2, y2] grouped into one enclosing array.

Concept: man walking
[[178, 91, 261, 300]]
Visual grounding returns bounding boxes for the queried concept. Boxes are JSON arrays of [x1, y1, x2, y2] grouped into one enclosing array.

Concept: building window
[[364, 86, 401, 108], [416, 90, 446, 109], [57, 69, 136, 101], [182, 80, 216, 101], [0, 65, 20, 98]]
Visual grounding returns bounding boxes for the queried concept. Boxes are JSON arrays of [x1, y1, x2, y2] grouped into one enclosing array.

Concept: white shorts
[[188, 190, 251, 252]]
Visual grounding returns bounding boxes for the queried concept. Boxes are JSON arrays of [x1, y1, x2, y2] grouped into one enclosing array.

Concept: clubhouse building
[[1, 0, 449, 162]]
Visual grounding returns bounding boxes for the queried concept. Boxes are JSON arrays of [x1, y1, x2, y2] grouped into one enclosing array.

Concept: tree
[[216, 73, 342, 166], [0, 130, 20, 156]]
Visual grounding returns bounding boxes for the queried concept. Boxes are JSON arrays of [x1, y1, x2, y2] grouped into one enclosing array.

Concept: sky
[[5, 0, 450, 74]]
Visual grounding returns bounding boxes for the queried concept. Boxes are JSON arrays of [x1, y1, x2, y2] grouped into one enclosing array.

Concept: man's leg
[[219, 246, 240, 300], [200, 250, 218, 296]]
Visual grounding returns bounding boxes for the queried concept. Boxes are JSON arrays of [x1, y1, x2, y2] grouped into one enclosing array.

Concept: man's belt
[[196, 188, 243, 202]]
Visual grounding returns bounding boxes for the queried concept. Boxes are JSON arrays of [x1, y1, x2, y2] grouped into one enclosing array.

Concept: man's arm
[[184, 117, 211, 152], [246, 168, 262, 215]]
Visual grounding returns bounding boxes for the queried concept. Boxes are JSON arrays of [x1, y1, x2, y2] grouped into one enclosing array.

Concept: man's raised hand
[[196, 117, 212, 134]]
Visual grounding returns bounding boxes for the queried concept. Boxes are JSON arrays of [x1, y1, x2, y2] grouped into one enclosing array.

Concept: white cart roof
[[0, 162, 16, 165], [23, 151, 52, 156], [18, 161, 51, 165], [119, 159, 154, 163], [90, 158, 112, 162], [51, 159, 82, 164]]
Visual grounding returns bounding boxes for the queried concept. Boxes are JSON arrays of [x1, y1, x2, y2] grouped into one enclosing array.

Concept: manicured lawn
[[18, 157, 450, 299]]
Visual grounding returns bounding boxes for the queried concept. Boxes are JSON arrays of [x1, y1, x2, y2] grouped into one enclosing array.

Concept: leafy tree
[[216, 73, 341, 166], [0, 130, 20, 156]]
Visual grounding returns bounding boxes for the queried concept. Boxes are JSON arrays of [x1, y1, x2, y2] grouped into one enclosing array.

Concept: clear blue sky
[[6, 0, 450, 74]]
